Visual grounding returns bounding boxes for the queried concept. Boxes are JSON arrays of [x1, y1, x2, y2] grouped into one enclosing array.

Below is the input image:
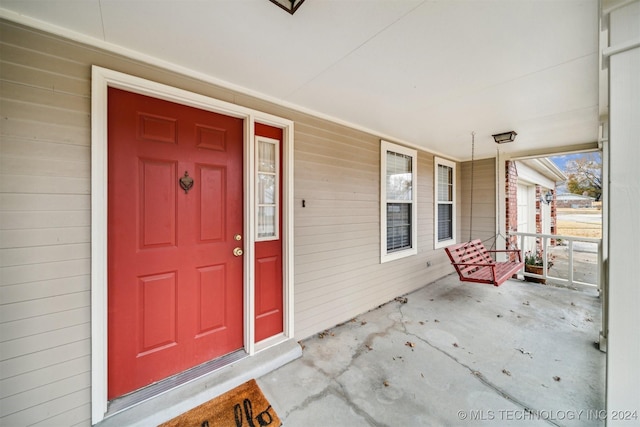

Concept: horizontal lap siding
[[0, 21, 92, 426], [0, 19, 464, 425], [291, 123, 453, 338], [460, 158, 496, 247]]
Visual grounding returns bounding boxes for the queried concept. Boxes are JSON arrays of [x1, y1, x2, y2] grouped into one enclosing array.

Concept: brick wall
[[535, 185, 542, 253], [505, 161, 518, 257], [506, 161, 559, 257], [550, 186, 557, 246]]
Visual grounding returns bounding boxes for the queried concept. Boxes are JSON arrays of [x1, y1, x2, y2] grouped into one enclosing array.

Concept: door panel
[[139, 159, 177, 248], [108, 88, 244, 399], [197, 165, 225, 242], [138, 272, 177, 356], [196, 264, 227, 336]]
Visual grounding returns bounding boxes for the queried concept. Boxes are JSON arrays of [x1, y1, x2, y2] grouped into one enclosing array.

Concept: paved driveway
[[557, 213, 602, 224]]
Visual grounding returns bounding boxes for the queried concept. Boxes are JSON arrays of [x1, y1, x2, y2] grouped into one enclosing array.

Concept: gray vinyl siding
[[1, 21, 93, 427], [0, 19, 480, 426], [290, 123, 453, 338], [459, 158, 496, 247]]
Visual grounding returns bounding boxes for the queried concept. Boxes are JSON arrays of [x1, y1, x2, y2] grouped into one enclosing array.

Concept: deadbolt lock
[[234, 234, 242, 241]]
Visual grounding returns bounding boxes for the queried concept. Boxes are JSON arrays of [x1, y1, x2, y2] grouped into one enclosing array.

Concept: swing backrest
[[444, 239, 493, 274], [445, 238, 524, 286]]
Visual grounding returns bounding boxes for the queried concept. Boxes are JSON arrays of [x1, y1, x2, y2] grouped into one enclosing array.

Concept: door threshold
[[107, 349, 248, 416], [95, 338, 301, 426]]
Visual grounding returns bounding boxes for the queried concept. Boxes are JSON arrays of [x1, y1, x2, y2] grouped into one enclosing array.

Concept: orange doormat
[[158, 379, 281, 427]]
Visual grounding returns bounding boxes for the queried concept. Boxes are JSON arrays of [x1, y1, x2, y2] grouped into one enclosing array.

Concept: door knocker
[[179, 171, 194, 194]]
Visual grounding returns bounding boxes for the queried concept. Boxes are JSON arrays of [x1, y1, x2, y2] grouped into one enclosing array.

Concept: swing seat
[[444, 239, 523, 286]]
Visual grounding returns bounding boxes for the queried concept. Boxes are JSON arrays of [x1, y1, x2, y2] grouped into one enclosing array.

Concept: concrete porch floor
[[258, 274, 605, 426]]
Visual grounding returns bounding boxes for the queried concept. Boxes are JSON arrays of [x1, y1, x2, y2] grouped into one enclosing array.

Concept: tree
[[565, 153, 602, 201]]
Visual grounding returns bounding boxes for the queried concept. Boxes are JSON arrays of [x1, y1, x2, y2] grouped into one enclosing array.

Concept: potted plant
[[524, 250, 546, 284]]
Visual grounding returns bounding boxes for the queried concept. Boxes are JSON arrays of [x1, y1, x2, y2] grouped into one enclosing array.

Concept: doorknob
[[233, 247, 243, 257]]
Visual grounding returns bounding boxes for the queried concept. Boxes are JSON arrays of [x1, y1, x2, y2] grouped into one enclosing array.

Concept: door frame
[[90, 66, 294, 424]]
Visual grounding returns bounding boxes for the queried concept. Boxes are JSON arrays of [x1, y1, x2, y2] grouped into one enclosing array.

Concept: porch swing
[[444, 132, 523, 286]]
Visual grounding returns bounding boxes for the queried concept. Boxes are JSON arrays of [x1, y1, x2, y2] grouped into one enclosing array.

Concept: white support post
[[567, 240, 574, 287], [604, 0, 640, 419]]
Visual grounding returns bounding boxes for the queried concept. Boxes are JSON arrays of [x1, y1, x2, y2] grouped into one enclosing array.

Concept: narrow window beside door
[[256, 136, 279, 240], [381, 141, 417, 263]]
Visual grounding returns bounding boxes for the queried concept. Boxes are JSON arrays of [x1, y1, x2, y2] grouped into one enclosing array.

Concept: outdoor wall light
[[542, 190, 554, 204], [492, 131, 517, 144]]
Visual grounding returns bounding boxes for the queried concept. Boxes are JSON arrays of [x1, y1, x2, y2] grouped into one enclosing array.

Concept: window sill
[[434, 238, 455, 250], [381, 247, 417, 263]]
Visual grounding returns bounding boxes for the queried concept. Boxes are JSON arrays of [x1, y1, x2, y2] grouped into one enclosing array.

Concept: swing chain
[[469, 132, 475, 243]]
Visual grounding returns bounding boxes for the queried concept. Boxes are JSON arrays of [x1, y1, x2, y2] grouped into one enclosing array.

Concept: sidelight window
[[256, 136, 279, 240]]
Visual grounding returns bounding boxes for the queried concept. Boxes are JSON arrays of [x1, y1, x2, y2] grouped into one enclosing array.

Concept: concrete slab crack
[[333, 381, 390, 427], [282, 384, 333, 418], [284, 381, 389, 427], [397, 303, 562, 427]]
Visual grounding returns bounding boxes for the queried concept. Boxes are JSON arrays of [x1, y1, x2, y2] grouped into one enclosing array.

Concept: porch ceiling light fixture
[[492, 131, 517, 144], [269, 0, 306, 14]]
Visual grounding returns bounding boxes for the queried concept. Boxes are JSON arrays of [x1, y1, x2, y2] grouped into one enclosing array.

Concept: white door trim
[[90, 66, 294, 424]]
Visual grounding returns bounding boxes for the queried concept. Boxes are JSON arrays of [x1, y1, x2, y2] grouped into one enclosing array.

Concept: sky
[[549, 152, 602, 194], [549, 152, 601, 173]]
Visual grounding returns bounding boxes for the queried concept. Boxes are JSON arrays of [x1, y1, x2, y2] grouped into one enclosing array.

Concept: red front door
[[107, 88, 244, 399]]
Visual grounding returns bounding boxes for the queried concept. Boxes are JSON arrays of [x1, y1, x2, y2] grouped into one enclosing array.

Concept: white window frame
[[255, 136, 280, 241], [380, 140, 418, 263], [434, 156, 456, 249]]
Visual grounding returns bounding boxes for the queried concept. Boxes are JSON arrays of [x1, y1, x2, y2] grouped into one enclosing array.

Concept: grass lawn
[[556, 208, 602, 239]]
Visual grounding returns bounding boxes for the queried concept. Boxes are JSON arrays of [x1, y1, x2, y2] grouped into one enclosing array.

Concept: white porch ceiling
[[0, 0, 600, 161]]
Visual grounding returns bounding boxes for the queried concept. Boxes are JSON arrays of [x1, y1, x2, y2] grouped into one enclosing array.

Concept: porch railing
[[511, 232, 602, 291]]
